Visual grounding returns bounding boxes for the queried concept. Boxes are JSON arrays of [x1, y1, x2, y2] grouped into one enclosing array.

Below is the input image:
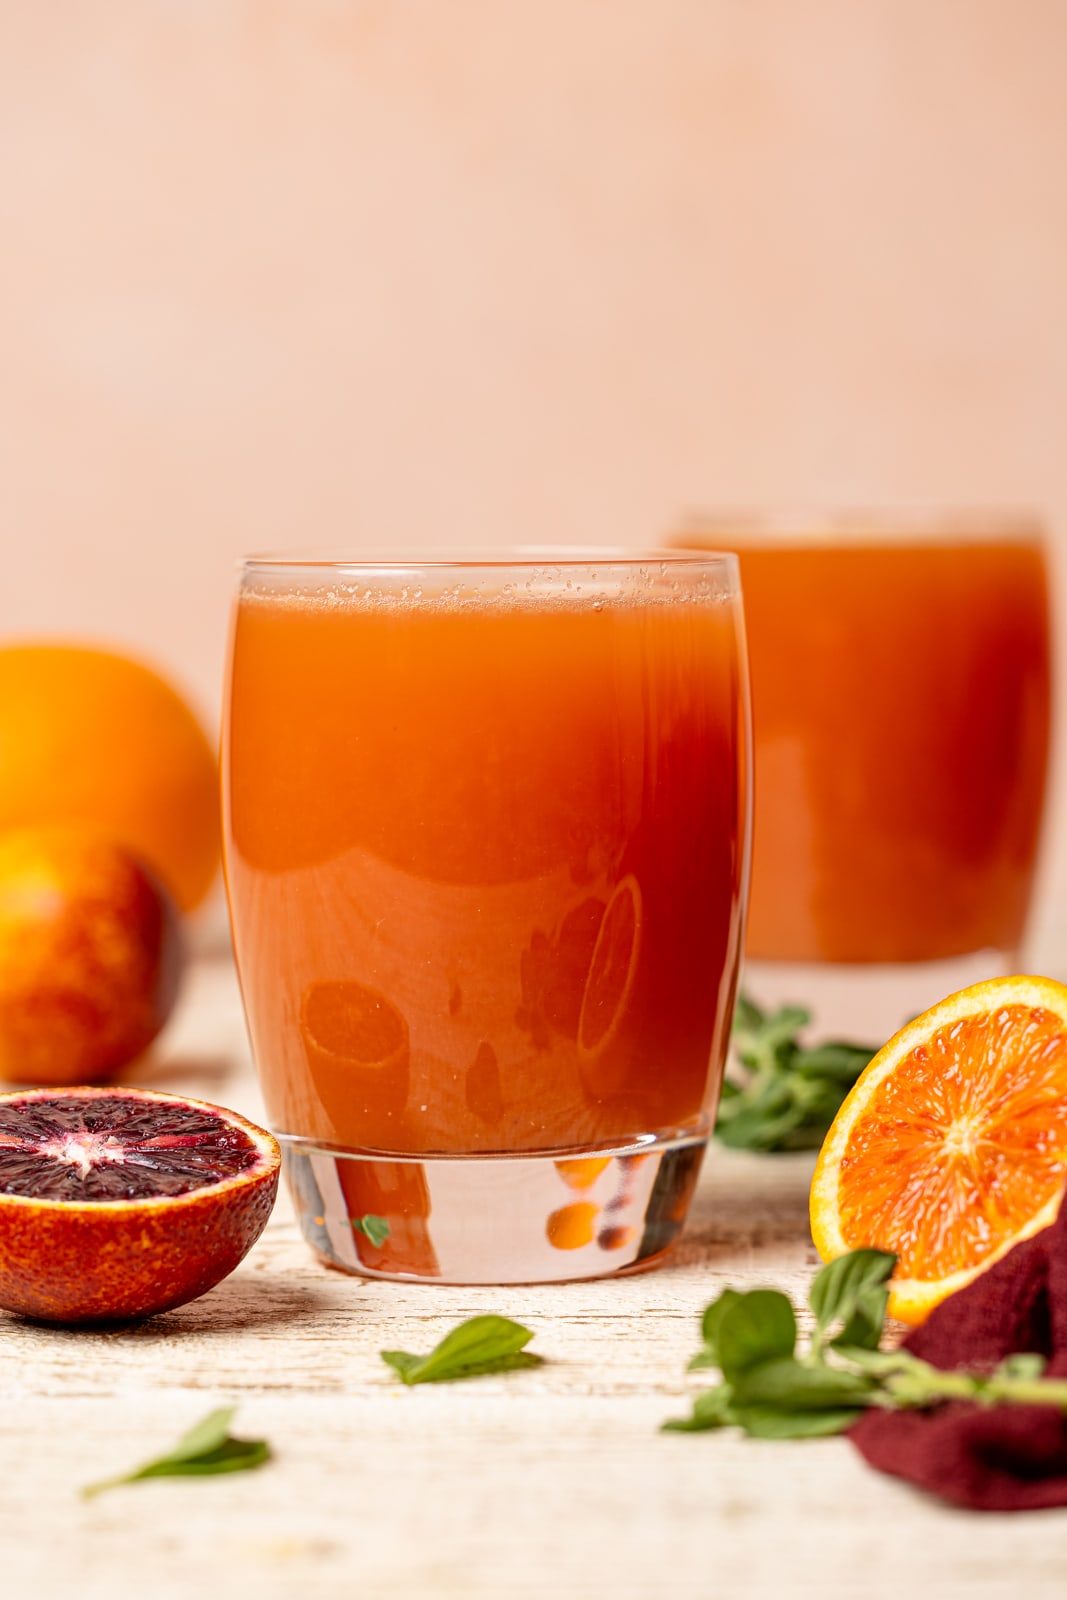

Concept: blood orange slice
[[0, 1086, 280, 1323], [810, 976, 1067, 1324]]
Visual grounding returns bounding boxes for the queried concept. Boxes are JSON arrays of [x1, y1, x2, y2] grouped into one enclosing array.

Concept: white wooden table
[[4, 953, 1067, 1599]]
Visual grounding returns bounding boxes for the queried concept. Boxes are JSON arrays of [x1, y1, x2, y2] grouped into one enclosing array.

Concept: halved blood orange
[[0, 1086, 280, 1323], [810, 976, 1067, 1324]]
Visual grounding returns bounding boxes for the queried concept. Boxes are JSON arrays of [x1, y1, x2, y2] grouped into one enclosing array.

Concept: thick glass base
[[741, 948, 1021, 1048], [279, 1126, 709, 1284]]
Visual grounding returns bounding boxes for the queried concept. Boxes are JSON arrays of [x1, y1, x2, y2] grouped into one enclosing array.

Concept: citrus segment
[[0, 1086, 279, 1323], [810, 976, 1067, 1324]]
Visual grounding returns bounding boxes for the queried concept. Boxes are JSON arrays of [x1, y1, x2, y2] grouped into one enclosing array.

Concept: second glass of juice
[[223, 553, 750, 1283], [673, 513, 1051, 1036]]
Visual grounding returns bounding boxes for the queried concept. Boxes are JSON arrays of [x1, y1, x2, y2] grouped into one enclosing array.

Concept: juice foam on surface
[[238, 562, 735, 614]]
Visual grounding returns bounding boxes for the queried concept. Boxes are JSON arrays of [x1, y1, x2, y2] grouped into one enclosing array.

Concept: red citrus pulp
[[0, 1087, 280, 1323]]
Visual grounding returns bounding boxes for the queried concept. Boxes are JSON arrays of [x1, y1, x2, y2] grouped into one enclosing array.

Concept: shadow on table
[[120, 1052, 237, 1098], [146, 1269, 343, 1337], [7, 1270, 340, 1342], [667, 1147, 819, 1272]]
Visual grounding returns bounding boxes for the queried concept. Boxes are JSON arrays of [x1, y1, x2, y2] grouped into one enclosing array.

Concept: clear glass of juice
[[671, 513, 1052, 1037], [222, 552, 751, 1283]]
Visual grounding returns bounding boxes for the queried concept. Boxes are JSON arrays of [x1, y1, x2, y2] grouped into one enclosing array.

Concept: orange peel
[[810, 975, 1067, 1324]]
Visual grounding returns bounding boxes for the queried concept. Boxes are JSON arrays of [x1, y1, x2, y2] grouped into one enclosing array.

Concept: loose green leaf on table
[[715, 994, 877, 1152], [381, 1315, 543, 1386], [82, 1407, 271, 1498], [664, 1250, 1067, 1438]]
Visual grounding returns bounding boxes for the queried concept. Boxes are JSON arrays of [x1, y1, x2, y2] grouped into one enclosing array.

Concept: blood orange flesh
[[0, 1094, 263, 1200], [0, 1087, 280, 1324]]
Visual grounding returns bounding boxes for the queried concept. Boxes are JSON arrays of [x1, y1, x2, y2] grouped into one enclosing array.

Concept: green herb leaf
[[731, 1405, 866, 1439], [997, 1352, 1048, 1382], [714, 1079, 802, 1152], [662, 1384, 738, 1433], [81, 1408, 271, 1498], [830, 1345, 903, 1374], [792, 1042, 879, 1083], [716, 994, 877, 1152], [832, 1300, 890, 1353], [380, 1315, 543, 1386], [732, 997, 811, 1069], [729, 1357, 875, 1411], [809, 1249, 895, 1353], [687, 1347, 723, 1371], [351, 1214, 391, 1247], [715, 1290, 797, 1380], [694, 1288, 743, 1357], [665, 1249, 1067, 1441], [160, 1406, 235, 1461], [730, 992, 765, 1036]]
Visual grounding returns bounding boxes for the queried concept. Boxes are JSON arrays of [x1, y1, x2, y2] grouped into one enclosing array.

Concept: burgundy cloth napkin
[[849, 1197, 1067, 1510]]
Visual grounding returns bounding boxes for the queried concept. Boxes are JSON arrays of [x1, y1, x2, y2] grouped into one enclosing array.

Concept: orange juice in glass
[[672, 514, 1051, 1034], [223, 553, 750, 1282]]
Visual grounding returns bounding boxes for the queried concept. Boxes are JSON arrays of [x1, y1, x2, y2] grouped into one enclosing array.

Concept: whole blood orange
[[0, 828, 183, 1085], [0, 1086, 280, 1322], [0, 643, 219, 911], [810, 975, 1067, 1324]]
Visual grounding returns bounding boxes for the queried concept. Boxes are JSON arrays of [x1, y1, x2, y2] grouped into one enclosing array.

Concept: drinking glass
[[223, 552, 750, 1283], [671, 513, 1051, 1037]]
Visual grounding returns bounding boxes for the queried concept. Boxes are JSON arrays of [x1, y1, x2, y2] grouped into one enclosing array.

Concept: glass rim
[[238, 545, 740, 577], [672, 507, 1046, 545]]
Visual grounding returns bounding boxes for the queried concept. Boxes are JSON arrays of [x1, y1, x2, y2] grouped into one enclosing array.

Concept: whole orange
[[0, 827, 184, 1085], [0, 643, 219, 911]]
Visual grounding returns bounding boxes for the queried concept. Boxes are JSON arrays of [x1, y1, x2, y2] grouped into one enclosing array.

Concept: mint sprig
[[715, 994, 876, 1152], [82, 1407, 270, 1497], [381, 1315, 543, 1386], [665, 1250, 1067, 1437]]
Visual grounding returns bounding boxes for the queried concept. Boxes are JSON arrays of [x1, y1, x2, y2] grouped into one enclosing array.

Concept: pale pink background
[[2, 2, 1066, 948]]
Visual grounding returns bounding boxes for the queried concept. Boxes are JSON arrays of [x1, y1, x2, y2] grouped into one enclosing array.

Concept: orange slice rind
[[810, 975, 1067, 1325]]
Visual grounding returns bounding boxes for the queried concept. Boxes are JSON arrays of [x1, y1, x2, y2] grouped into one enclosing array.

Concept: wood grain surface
[[3, 957, 1066, 1599]]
